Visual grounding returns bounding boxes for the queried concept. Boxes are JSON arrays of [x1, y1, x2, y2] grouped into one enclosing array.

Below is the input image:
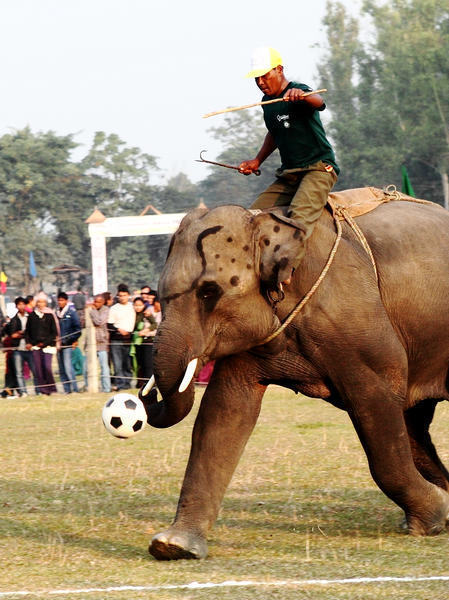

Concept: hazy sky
[[0, 0, 359, 184]]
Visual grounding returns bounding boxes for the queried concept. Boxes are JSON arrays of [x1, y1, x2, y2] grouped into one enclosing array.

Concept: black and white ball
[[102, 393, 147, 439]]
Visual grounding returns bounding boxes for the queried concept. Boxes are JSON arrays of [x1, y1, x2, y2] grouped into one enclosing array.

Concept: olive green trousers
[[251, 160, 338, 268]]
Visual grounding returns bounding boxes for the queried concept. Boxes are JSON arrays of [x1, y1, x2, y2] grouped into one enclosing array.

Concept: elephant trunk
[[143, 320, 200, 429], [142, 383, 195, 429]]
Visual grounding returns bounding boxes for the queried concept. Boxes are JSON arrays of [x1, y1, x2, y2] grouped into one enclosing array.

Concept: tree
[[0, 216, 71, 292], [364, 0, 449, 206], [0, 128, 79, 289], [106, 235, 165, 291], [80, 131, 159, 213], [63, 132, 162, 277], [0, 127, 79, 219], [319, 0, 449, 205], [166, 172, 197, 194]]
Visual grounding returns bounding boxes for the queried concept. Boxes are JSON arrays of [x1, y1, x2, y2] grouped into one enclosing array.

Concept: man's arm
[[48, 313, 58, 341], [239, 132, 277, 174], [70, 308, 82, 343], [24, 316, 33, 346], [9, 316, 22, 338]]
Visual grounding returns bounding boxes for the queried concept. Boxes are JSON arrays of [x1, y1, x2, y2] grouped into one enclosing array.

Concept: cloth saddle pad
[[327, 186, 415, 219]]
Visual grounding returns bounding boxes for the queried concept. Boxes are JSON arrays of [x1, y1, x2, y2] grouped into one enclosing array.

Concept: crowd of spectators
[[0, 283, 162, 397]]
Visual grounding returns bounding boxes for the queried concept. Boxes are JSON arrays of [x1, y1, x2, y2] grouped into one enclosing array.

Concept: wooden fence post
[[85, 307, 99, 393]]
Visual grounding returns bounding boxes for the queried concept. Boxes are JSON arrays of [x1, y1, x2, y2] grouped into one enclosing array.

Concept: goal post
[[86, 210, 186, 295]]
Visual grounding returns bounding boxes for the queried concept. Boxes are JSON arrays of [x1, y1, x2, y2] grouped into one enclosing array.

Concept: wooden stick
[[202, 89, 327, 119]]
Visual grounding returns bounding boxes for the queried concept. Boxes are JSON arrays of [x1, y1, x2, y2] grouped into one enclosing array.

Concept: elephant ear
[[253, 211, 306, 286]]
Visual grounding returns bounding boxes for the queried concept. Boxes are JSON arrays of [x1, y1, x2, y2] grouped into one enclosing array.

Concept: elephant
[[141, 196, 449, 560]]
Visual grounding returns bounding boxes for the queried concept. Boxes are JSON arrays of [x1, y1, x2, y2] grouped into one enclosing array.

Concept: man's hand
[[283, 88, 324, 109], [11, 331, 23, 339], [72, 340, 78, 348], [283, 87, 306, 102], [118, 328, 130, 337], [238, 158, 261, 175]]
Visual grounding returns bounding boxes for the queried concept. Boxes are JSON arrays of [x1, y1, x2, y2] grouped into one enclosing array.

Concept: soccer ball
[[102, 393, 147, 439]]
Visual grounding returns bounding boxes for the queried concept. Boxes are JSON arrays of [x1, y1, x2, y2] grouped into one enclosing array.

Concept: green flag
[[401, 165, 415, 197]]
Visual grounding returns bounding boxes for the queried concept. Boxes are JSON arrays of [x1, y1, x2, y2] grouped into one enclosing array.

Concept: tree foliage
[[80, 131, 159, 212], [319, 0, 449, 205], [0, 128, 77, 289]]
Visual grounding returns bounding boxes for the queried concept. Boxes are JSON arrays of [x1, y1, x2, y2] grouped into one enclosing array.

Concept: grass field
[[0, 386, 448, 599]]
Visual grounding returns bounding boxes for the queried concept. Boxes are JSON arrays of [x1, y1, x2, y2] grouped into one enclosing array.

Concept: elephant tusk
[[141, 375, 155, 396], [178, 358, 198, 393]]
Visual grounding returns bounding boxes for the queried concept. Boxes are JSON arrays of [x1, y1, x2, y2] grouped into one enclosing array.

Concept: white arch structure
[[86, 209, 186, 294]]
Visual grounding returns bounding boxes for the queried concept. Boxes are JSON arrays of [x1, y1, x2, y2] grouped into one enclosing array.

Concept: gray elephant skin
[[142, 199, 449, 560]]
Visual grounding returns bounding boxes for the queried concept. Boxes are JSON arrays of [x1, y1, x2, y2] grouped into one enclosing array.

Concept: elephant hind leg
[[405, 400, 449, 492], [347, 381, 449, 535]]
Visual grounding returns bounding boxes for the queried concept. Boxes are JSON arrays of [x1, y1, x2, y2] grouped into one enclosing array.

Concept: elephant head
[[145, 205, 305, 428]]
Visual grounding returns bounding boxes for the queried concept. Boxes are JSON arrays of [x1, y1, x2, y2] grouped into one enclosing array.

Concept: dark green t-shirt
[[262, 82, 339, 174]]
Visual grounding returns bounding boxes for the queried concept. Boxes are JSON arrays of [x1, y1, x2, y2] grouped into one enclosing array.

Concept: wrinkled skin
[[146, 201, 449, 560]]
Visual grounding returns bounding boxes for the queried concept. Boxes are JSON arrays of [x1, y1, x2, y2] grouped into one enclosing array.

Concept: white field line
[[0, 575, 448, 597]]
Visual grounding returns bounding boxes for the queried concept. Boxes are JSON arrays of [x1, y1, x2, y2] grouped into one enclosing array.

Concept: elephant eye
[[197, 281, 222, 299], [197, 281, 223, 310]]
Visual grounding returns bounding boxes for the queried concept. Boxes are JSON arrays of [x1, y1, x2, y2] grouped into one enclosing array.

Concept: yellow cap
[[245, 47, 283, 78]]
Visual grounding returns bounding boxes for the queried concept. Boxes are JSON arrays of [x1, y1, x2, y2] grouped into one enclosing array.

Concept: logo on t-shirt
[[277, 114, 290, 128]]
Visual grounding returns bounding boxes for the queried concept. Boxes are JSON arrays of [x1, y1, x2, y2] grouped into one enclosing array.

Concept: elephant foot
[[406, 488, 449, 536], [149, 528, 208, 560]]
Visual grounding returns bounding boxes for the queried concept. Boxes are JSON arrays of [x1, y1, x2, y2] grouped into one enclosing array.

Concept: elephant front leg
[[348, 386, 449, 536], [150, 357, 265, 560]]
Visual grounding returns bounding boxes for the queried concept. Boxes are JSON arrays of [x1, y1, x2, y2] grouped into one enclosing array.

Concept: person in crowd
[[8, 296, 37, 396], [71, 344, 85, 386], [238, 47, 339, 285], [140, 285, 152, 308], [1, 321, 19, 398], [102, 291, 114, 370], [107, 283, 135, 391], [88, 294, 111, 393], [56, 292, 81, 394], [24, 295, 35, 314], [102, 291, 113, 307], [0, 307, 7, 331], [48, 294, 58, 311], [130, 296, 157, 388], [71, 286, 86, 328], [25, 292, 58, 395], [146, 291, 162, 325]]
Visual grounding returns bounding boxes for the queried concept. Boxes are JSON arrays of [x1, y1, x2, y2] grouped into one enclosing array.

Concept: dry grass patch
[[0, 386, 447, 599]]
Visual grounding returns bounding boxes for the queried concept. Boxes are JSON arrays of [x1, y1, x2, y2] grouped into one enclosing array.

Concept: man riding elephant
[[239, 47, 339, 284]]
